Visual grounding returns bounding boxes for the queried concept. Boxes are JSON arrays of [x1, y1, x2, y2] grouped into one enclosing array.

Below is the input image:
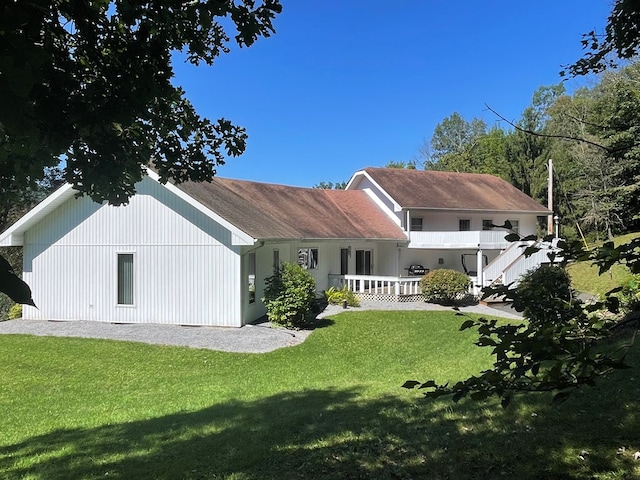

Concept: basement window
[[117, 253, 134, 305]]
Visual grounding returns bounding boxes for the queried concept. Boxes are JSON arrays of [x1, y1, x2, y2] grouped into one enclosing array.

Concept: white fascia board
[[145, 169, 256, 246], [346, 169, 401, 211], [0, 183, 77, 246]]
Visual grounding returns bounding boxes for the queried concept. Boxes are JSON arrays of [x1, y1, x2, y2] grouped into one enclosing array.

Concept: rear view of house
[[0, 167, 552, 327]]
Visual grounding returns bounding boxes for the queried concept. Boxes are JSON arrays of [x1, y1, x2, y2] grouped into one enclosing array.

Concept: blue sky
[[172, 1, 612, 188]]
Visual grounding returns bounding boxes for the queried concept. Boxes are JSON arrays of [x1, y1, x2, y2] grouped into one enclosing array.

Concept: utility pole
[[548, 159, 553, 235]]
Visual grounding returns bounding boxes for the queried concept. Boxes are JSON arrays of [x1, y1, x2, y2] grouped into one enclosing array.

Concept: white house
[[0, 167, 551, 327]]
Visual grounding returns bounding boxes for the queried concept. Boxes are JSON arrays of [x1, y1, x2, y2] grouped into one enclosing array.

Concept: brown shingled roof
[[361, 167, 550, 212], [175, 177, 407, 241]]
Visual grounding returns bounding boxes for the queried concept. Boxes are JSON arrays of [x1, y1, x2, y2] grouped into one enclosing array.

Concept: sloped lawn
[[0, 310, 639, 479]]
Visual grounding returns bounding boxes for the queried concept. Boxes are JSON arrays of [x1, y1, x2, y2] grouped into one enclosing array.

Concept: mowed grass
[[1, 310, 639, 479], [569, 232, 640, 295]]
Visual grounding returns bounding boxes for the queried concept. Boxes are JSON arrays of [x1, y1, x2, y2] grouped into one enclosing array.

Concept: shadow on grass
[[1, 375, 640, 480]]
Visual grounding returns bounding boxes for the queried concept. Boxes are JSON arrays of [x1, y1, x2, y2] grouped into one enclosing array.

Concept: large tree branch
[[485, 104, 614, 152]]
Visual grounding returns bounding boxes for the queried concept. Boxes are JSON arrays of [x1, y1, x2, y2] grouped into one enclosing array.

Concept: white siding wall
[[21, 177, 244, 326], [411, 211, 541, 236]]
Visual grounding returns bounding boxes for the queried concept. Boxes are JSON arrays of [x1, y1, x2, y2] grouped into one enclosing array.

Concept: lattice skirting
[[354, 293, 425, 303]]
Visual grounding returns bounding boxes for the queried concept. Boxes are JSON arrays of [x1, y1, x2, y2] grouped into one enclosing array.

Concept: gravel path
[[0, 301, 520, 353]]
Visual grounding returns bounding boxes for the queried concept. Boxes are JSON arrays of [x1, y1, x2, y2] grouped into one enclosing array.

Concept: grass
[[1, 310, 639, 479], [568, 232, 640, 296]]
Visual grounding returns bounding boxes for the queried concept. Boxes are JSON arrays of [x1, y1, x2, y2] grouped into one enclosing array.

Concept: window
[[410, 217, 423, 231], [248, 252, 256, 303], [482, 219, 494, 231], [117, 253, 134, 305], [355, 249, 372, 275], [297, 248, 318, 269], [272, 249, 280, 272], [459, 219, 471, 231], [508, 219, 520, 234], [340, 248, 349, 275]]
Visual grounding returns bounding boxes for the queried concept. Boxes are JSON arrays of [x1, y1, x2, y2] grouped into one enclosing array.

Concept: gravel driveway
[[0, 301, 520, 353]]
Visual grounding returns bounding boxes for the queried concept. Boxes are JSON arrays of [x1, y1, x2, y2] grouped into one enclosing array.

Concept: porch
[[328, 274, 424, 302], [408, 230, 510, 249]]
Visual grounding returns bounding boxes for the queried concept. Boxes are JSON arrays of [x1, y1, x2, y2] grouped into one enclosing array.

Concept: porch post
[[476, 248, 484, 294]]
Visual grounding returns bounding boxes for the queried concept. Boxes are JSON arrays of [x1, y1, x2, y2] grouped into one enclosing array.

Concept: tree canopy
[[0, 0, 282, 206]]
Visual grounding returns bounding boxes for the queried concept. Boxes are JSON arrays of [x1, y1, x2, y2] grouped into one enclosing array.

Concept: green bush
[[420, 269, 471, 305], [262, 262, 317, 329], [0, 295, 14, 321], [324, 285, 360, 307], [617, 273, 640, 315], [514, 264, 582, 325], [8, 303, 22, 320]]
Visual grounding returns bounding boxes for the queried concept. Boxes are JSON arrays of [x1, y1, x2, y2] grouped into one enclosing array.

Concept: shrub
[[513, 264, 582, 325], [616, 273, 640, 316], [8, 303, 22, 319], [262, 262, 317, 329], [0, 295, 13, 321], [324, 285, 360, 307], [420, 269, 470, 305]]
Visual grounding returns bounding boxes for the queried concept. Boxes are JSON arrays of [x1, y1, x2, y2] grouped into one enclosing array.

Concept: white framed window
[[482, 219, 494, 231], [297, 248, 318, 270], [273, 249, 280, 272], [117, 253, 134, 305], [410, 217, 423, 231], [459, 219, 471, 231], [507, 219, 520, 234]]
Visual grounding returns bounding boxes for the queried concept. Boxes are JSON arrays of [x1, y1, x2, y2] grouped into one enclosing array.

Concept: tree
[[312, 181, 347, 190], [0, 0, 282, 206], [424, 112, 486, 169], [562, 0, 640, 76], [384, 161, 417, 169]]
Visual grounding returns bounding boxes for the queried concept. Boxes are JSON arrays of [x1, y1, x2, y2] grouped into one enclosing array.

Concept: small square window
[[508, 219, 520, 234], [298, 248, 318, 269], [459, 219, 471, 231], [482, 219, 494, 231], [410, 217, 423, 231]]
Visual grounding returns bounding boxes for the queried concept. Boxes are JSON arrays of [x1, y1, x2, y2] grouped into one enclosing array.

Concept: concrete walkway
[[0, 301, 521, 353]]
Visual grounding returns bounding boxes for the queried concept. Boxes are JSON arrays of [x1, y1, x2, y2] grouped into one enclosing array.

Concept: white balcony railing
[[408, 230, 510, 249], [328, 274, 422, 296]]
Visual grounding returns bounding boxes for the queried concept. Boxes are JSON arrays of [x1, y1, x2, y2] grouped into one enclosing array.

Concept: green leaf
[[402, 380, 421, 389], [459, 320, 476, 330]]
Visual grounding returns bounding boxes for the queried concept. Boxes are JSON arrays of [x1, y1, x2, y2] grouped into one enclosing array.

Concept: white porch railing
[[482, 240, 534, 286], [483, 239, 562, 288], [328, 274, 422, 296], [408, 230, 510, 249]]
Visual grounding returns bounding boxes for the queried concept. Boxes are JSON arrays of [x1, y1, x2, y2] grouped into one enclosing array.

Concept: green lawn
[[1, 310, 639, 479], [568, 232, 640, 296]]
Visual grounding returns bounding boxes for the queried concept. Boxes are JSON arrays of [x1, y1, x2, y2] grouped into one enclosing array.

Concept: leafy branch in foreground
[[0, 0, 282, 205], [404, 237, 638, 407]]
